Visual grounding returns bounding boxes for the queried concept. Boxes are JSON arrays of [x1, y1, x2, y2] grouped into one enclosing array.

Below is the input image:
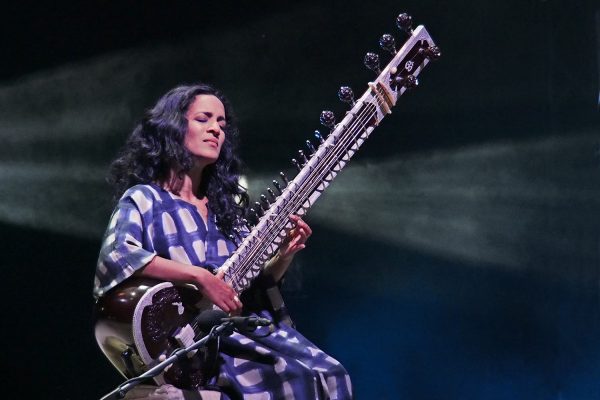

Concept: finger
[[280, 228, 294, 245], [223, 283, 237, 296], [296, 229, 309, 241], [231, 296, 243, 314], [223, 297, 239, 313], [218, 301, 232, 313], [290, 215, 312, 237], [233, 294, 243, 306], [289, 214, 300, 226], [216, 287, 236, 306], [296, 219, 312, 236], [216, 289, 235, 313], [288, 234, 302, 248], [284, 243, 306, 258], [293, 243, 306, 252], [291, 229, 309, 247], [292, 244, 306, 254], [215, 269, 225, 280]]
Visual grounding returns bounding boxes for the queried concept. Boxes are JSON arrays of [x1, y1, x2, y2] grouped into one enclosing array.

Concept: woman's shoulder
[[122, 183, 161, 198], [120, 183, 164, 211]]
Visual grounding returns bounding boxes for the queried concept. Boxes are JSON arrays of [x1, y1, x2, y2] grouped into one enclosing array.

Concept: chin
[[193, 154, 219, 166]]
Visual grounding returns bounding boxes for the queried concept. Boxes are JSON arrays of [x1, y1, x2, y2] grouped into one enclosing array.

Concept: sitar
[[94, 12, 440, 390]]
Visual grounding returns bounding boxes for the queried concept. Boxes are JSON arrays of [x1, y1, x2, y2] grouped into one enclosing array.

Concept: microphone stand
[[100, 321, 235, 400]]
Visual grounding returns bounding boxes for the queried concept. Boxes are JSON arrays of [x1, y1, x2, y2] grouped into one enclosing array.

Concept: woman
[[94, 83, 352, 399]]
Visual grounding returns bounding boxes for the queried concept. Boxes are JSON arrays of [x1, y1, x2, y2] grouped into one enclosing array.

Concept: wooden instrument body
[[94, 277, 215, 389]]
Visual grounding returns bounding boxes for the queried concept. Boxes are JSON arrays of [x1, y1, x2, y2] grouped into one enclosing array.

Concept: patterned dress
[[94, 183, 352, 400]]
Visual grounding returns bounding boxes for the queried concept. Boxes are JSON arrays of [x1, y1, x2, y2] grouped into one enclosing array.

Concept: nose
[[208, 120, 221, 136]]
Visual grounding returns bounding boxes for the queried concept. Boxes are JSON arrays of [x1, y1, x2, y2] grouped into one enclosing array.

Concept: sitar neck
[[220, 21, 440, 294]]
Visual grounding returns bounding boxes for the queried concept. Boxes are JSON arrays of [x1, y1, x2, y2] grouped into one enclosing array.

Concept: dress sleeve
[[94, 188, 157, 298]]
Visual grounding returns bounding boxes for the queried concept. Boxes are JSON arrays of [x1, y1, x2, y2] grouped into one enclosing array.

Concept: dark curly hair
[[108, 83, 249, 237]]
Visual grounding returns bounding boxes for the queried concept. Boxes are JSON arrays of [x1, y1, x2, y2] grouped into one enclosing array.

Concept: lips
[[203, 138, 219, 147]]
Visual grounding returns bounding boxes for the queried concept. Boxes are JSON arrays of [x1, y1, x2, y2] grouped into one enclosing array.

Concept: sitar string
[[228, 84, 393, 289], [228, 52, 421, 290], [226, 91, 385, 289]]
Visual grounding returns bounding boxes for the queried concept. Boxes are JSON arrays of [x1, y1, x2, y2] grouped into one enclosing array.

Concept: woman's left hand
[[278, 215, 312, 260]]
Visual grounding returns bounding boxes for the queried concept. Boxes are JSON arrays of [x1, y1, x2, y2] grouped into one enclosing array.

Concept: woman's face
[[184, 94, 227, 166]]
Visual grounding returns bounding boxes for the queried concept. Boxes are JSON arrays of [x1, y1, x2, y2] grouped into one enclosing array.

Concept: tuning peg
[[393, 74, 419, 90], [306, 140, 316, 155], [291, 158, 301, 171], [320, 110, 336, 129], [314, 130, 325, 144], [242, 218, 253, 229], [338, 86, 355, 105], [279, 171, 289, 186], [255, 201, 266, 214], [260, 194, 270, 208], [422, 45, 441, 60], [379, 34, 396, 54], [249, 207, 260, 220], [396, 13, 413, 34], [267, 187, 277, 200], [298, 150, 308, 164], [273, 179, 283, 194], [364, 52, 381, 74]]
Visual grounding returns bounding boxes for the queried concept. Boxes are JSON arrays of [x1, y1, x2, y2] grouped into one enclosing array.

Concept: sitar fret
[[226, 99, 380, 292]]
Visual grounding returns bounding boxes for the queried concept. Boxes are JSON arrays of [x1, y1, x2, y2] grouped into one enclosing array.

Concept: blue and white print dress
[[94, 184, 352, 400]]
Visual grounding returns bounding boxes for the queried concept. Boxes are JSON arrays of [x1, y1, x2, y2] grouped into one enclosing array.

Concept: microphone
[[194, 310, 273, 333], [195, 309, 229, 330], [101, 310, 264, 400], [220, 316, 272, 332]]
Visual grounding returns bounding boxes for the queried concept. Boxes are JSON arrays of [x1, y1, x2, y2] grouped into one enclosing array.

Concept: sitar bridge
[[368, 81, 396, 115]]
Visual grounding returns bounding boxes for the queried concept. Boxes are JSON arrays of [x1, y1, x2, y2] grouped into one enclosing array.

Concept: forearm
[[136, 255, 241, 313], [136, 255, 211, 287], [263, 252, 294, 283]]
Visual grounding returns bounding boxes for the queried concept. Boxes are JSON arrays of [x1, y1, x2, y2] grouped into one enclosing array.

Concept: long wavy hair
[[109, 83, 249, 237]]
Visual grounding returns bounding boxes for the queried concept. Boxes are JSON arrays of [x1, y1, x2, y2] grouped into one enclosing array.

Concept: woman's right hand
[[195, 268, 243, 314], [138, 256, 243, 314]]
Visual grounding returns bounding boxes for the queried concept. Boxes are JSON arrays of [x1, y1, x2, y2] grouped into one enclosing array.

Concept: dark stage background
[[1, 1, 599, 399]]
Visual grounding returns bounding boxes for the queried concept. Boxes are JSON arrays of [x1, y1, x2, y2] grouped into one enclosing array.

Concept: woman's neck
[[167, 165, 205, 203]]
